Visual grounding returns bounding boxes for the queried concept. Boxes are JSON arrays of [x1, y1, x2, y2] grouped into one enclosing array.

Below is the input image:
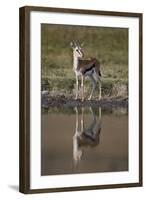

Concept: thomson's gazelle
[[73, 107, 102, 166], [70, 41, 101, 100]]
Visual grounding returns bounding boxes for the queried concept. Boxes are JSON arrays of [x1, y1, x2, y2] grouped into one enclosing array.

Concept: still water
[[41, 107, 128, 176]]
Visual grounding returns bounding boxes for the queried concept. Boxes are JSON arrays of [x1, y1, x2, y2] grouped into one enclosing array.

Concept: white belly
[[75, 70, 82, 76], [84, 69, 93, 76]]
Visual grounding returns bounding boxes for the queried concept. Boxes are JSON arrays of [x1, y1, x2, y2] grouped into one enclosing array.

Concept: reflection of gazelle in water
[[73, 107, 102, 166]]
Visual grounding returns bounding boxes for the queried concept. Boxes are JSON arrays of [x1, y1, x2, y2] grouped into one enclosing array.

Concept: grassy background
[[41, 24, 128, 98]]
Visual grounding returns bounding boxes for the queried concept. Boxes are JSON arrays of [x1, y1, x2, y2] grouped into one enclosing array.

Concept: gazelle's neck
[[73, 54, 79, 70]]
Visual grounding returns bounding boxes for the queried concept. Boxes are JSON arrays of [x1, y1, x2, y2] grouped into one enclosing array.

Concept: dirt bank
[[42, 93, 128, 109]]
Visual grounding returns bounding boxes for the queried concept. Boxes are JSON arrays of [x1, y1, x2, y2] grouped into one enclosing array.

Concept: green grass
[[41, 24, 128, 97]]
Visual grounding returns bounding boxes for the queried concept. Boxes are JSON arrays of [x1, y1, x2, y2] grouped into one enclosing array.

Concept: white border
[[30, 11, 139, 189]]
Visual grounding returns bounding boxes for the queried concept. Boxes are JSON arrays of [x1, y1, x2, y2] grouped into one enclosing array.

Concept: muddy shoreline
[[42, 93, 128, 109]]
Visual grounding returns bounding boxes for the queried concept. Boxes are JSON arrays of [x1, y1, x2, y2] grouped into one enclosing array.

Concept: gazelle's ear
[[80, 42, 84, 47], [70, 41, 75, 48]]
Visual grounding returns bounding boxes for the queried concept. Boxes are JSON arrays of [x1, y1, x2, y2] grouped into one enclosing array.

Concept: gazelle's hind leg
[[88, 74, 97, 100], [75, 75, 79, 99], [88, 107, 97, 134], [75, 107, 79, 132], [98, 77, 102, 100], [81, 75, 84, 101], [81, 107, 84, 132]]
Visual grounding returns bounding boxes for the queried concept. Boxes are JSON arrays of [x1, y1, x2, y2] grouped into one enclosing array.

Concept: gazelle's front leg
[[75, 75, 79, 99], [81, 75, 84, 101], [73, 107, 82, 166]]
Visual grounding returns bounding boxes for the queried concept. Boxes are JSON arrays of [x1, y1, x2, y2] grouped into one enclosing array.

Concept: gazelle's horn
[[76, 40, 80, 47], [73, 40, 77, 46], [70, 40, 75, 48], [80, 41, 84, 47]]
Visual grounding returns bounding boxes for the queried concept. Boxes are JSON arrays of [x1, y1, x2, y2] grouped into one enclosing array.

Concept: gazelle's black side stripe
[[82, 131, 96, 141], [83, 64, 95, 75]]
